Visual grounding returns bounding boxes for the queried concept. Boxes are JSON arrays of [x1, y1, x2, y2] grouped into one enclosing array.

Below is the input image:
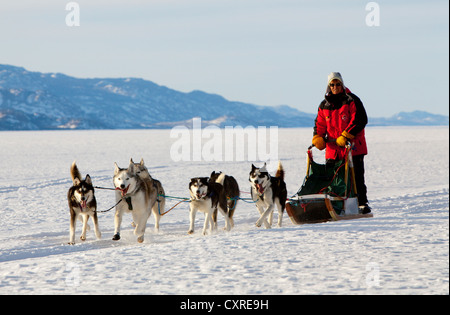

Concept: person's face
[[329, 79, 343, 95]]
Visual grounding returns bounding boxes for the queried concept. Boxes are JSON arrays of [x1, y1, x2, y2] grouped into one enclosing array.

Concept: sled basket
[[286, 145, 372, 224], [286, 194, 339, 224]]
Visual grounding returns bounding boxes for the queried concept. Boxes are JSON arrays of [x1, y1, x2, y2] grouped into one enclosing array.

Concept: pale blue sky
[[0, 0, 448, 117]]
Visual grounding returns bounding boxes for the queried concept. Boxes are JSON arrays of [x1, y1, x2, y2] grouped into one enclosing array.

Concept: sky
[[0, 0, 448, 117]]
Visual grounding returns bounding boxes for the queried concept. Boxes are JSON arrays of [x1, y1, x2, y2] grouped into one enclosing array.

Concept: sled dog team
[[68, 159, 286, 244]]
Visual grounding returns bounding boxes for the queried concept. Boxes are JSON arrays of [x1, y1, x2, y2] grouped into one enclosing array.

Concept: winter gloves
[[336, 130, 355, 147], [313, 131, 355, 149], [312, 135, 326, 150]]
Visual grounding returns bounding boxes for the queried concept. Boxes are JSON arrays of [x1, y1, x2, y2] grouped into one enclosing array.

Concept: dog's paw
[[80, 235, 86, 241], [68, 242, 75, 245], [112, 233, 121, 241], [137, 236, 144, 243], [187, 230, 194, 235]]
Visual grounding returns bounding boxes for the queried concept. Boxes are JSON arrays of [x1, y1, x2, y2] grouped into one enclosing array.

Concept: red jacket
[[314, 88, 368, 160]]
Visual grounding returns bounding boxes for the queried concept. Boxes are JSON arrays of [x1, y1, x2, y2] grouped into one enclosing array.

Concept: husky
[[249, 161, 287, 228], [130, 158, 166, 232], [188, 173, 231, 235], [67, 161, 101, 245], [113, 160, 160, 243], [209, 171, 240, 227]]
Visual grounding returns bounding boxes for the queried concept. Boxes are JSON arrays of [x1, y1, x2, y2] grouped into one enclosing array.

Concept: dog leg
[[276, 200, 284, 227], [80, 214, 88, 241], [92, 212, 101, 239], [212, 208, 218, 231], [256, 204, 274, 229], [228, 199, 236, 227], [113, 208, 123, 241], [69, 213, 76, 245], [255, 204, 271, 229], [133, 211, 150, 243], [188, 205, 197, 234], [208, 212, 215, 234], [217, 206, 231, 231], [151, 202, 162, 233], [268, 211, 274, 226], [203, 212, 213, 235]]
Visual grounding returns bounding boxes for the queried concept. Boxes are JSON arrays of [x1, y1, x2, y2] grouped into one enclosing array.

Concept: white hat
[[327, 72, 344, 85], [326, 72, 346, 94]]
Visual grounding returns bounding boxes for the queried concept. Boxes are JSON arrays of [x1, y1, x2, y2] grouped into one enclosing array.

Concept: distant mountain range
[[0, 64, 448, 130]]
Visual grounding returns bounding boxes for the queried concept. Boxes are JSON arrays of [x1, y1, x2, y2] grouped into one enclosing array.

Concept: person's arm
[[345, 93, 368, 136]]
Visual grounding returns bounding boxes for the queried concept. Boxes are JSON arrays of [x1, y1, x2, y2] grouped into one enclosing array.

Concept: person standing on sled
[[312, 72, 371, 214]]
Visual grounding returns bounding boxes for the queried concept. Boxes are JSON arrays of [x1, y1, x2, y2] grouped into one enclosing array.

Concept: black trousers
[[326, 154, 368, 206], [352, 155, 368, 206]]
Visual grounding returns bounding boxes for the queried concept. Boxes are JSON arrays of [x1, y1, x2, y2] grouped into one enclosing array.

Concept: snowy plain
[[0, 126, 448, 295]]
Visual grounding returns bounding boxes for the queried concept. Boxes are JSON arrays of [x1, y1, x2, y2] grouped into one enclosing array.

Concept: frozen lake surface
[[0, 126, 448, 294]]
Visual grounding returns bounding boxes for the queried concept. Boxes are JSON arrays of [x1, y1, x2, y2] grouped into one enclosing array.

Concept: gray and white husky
[[131, 158, 166, 232], [112, 159, 165, 243], [67, 161, 101, 245], [188, 173, 231, 235], [249, 161, 287, 228]]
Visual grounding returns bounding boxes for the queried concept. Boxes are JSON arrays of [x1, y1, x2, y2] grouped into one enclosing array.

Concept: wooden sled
[[287, 143, 373, 225], [286, 194, 373, 225]]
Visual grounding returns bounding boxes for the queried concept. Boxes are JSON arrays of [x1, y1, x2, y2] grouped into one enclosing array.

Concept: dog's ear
[[260, 163, 268, 173], [140, 158, 145, 166], [210, 171, 216, 177], [127, 162, 136, 174], [73, 177, 81, 186], [114, 162, 120, 175], [85, 174, 92, 185], [251, 164, 257, 171], [130, 158, 134, 164]]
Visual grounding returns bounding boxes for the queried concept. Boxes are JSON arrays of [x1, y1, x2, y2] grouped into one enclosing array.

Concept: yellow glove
[[336, 130, 355, 147], [312, 135, 326, 150]]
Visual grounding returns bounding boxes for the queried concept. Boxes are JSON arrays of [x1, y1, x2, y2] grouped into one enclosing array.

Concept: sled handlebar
[[309, 138, 352, 150], [309, 138, 336, 150]]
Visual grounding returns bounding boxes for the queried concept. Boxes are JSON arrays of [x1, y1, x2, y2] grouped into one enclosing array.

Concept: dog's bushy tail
[[275, 161, 284, 180], [70, 160, 82, 183], [215, 172, 226, 186]]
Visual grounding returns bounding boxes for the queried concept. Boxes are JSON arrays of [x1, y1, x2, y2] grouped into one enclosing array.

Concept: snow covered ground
[[0, 126, 448, 295]]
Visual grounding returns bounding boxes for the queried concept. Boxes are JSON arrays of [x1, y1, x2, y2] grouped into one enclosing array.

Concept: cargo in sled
[[286, 143, 373, 224]]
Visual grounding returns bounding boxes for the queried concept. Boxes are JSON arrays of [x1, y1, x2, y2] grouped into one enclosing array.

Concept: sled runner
[[286, 143, 373, 224]]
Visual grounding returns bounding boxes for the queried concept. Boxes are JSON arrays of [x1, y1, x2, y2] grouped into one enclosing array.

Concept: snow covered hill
[[0, 126, 448, 295], [1, 64, 448, 131], [0, 64, 315, 130], [370, 111, 449, 126]]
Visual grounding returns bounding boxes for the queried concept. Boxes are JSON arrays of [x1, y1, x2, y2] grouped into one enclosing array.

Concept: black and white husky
[[113, 160, 164, 243], [67, 161, 101, 245], [249, 161, 287, 228], [188, 173, 231, 235], [209, 171, 240, 227]]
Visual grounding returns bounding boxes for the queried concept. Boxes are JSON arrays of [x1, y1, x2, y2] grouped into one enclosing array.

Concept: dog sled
[[286, 143, 373, 224]]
